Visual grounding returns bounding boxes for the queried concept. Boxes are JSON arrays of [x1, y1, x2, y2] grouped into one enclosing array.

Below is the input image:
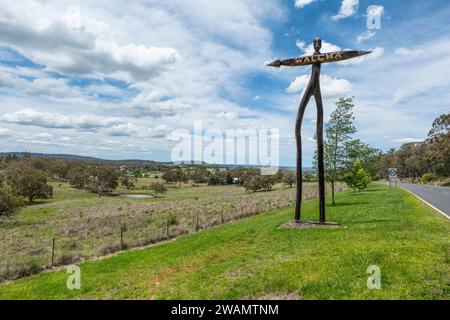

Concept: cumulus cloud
[[395, 47, 424, 57], [0, 128, 11, 137], [26, 78, 82, 98], [296, 39, 342, 55], [294, 0, 317, 9], [106, 123, 169, 139], [287, 75, 353, 98], [332, 0, 359, 20], [1, 109, 123, 130], [0, 1, 180, 81]]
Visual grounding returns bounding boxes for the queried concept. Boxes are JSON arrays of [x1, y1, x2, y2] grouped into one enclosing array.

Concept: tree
[[0, 182, 26, 216], [376, 113, 450, 180], [243, 175, 275, 192], [208, 171, 232, 186], [282, 171, 296, 188], [323, 97, 356, 205], [95, 166, 119, 195], [189, 167, 209, 185], [120, 175, 136, 189], [243, 175, 262, 193], [162, 167, 188, 187], [148, 182, 167, 198], [345, 139, 382, 178], [69, 167, 91, 189], [6, 163, 53, 204], [344, 161, 372, 192]]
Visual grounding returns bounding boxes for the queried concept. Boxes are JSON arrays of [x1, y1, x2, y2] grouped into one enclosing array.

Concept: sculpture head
[[313, 37, 322, 53]]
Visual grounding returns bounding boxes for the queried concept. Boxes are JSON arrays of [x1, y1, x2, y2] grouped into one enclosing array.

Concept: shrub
[[148, 182, 167, 198], [421, 173, 439, 184], [0, 183, 26, 216], [344, 161, 372, 192]]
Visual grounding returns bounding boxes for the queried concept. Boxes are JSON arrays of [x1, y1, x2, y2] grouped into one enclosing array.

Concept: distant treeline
[[377, 113, 449, 181]]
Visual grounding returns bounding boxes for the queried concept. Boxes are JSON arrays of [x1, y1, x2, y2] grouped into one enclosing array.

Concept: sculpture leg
[[314, 87, 326, 224], [295, 85, 313, 222]]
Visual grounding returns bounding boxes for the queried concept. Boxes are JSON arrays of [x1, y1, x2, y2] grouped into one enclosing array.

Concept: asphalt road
[[398, 183, 450, 218]]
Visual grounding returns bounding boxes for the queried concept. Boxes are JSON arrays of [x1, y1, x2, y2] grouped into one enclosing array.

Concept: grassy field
[[0, 184, 448, 300], [0, 180, 344, 281]]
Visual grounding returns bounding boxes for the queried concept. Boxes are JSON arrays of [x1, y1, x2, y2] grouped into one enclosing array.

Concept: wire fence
[[0, 184, 346, 282]]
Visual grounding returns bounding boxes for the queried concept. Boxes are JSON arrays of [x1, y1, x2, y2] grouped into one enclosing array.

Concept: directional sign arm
[[268, 50, 372, 68]]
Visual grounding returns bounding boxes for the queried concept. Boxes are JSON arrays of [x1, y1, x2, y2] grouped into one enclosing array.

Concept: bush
[[148, 182, 167, 198], [344, 161, 372, 192], [0, 183, 26, 216], [421, 173, 439, 184], [243, 175, 275, 192]]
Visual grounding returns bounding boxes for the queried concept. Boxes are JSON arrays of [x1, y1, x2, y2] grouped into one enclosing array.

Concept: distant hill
[[0, 152, 312, 171], [0, 152, 170, 166]]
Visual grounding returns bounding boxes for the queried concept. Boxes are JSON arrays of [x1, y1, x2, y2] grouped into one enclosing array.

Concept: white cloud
[[34, 132, 53, 141], [287, 74, 353, 98], [106, 123, 169, 139], [26, 78, 82, 98], [1, 109, 123, 130], [393, 137, 424, 144], [332, 0, 359, 20], [296, 39, 342, 55], [0, 1, 180, 81], [394, 47, 424, 57], [294, 0, 317, 9], [0, 128, 11, 137], [339, 47, 384, 65]]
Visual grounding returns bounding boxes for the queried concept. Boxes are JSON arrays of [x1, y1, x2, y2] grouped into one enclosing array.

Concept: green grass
[[0, 184, 448, 300]]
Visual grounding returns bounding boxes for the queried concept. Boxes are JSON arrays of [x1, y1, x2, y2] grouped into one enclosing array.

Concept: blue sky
[[0, 0, 449, 166]]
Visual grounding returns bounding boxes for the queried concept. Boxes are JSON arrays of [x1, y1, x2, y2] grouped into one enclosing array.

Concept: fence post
[[120, 227, 124, 250], [166, 219, 170, 237], [196, 213, 200, 232], [220, 208, 224, 224], [51, 237, 55, 266]]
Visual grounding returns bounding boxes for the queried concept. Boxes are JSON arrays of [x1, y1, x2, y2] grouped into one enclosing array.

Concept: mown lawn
[[0, 184, 448, 300]]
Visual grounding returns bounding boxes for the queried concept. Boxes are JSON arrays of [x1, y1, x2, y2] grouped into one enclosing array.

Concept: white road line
[[400, 187, 450, 221]]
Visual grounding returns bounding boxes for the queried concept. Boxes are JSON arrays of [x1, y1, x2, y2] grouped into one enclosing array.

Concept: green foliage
[[243, 175, 275, 192], [316, 97, 357, 205], [0, 182, 26, 216], [344, 161, 372, 192], [6, 162, 53, 204], [95, 166, 119, 195], [421, 173, 439, 183], [282, 171, 296, 188], [69, 167, 91, 189], [148, 182, 167, 198], [120, 175, 136, 189], [377, 113, 450, 179], [207, 171, 232, 186], [1, 185, 449, 300], [189, 167, 209, 184], [167, 213, 179, 226], [162, 167, 188, 187]]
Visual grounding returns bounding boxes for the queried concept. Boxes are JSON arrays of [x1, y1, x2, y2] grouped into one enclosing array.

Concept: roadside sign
[[388, 168, 397, 180]]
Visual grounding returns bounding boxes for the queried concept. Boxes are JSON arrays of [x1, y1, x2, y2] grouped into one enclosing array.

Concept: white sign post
[[388, 168, 398, 190]]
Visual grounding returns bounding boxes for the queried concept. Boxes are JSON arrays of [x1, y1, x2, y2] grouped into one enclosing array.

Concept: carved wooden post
[[268, 37, 370, 224]]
